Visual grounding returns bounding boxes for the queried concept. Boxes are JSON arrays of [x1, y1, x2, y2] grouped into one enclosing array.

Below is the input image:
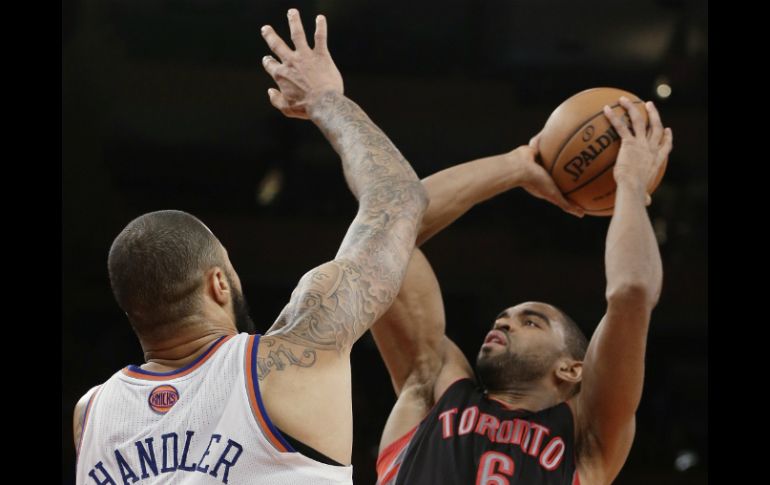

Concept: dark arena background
[[62, 1, 707, 483]]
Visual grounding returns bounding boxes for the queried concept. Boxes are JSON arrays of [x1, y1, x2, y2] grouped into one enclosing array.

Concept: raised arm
[[260, 11, 428, 353], [372, 143, 584, 392], [371, 143, 583, 453], [254, 11, 429, 464], [575, 97, 673, 482], [418, 143, 583, 245]]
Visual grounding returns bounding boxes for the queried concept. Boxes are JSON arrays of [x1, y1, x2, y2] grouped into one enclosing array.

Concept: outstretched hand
[[260, 9, 344, 119]]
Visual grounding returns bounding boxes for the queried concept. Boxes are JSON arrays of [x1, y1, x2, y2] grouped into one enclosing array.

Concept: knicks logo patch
[[148, 385, 179, 414]]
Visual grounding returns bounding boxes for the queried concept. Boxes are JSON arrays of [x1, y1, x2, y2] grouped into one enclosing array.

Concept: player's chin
[[478, 342, 506, 357]]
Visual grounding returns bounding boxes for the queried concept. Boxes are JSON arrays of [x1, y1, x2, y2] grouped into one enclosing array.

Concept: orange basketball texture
[[539, 87, 667, 216]]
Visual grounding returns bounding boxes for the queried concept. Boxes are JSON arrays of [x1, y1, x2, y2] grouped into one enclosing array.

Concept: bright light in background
[[655, 75, 672, 99], [674, 450, 699, 472], [656, 83, 672, 99], [256, 168, 284, 206]]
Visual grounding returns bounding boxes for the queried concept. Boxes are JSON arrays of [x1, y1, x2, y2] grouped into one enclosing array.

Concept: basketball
[[538, 87, 667, 216]]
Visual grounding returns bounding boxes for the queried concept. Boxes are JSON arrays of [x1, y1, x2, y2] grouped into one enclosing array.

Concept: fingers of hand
[[570, 204, 585, 218], [267, 88, 290, 111], [261, 25, 293, 61], [262, 55, 282, 78], [314, 15, 328, 52], [662, 127, 674, 151], [619, 96, 646, 138], [645, 101, 663, 145], [267, 88, 307, 119], [658, 127, 674, 163], [287, 9, 309, 51], [603, 105, 632, 139], [557, 194, 584, 218], [539, 182, 583, 218]]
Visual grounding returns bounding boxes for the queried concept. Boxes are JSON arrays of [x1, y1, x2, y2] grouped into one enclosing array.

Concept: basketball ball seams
[[546, 100, 643, 175], [563, 160, 617, 195]]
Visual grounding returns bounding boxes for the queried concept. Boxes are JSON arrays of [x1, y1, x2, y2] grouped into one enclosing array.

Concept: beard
[[231, 285, 256, 334], [475, 345, 558, 391]]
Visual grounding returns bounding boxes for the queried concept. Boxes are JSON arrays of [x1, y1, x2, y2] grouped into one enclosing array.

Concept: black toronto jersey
[[380, 379, 579, 485]]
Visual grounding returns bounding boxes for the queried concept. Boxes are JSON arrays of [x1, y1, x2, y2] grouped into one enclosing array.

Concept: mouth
[[483, 330, 508, 347]]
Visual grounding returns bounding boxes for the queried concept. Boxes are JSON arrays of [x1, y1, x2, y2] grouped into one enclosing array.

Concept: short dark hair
[[553, 305, 588, 361], [108, 210, 225, 333], [551, 305, 587, 398]]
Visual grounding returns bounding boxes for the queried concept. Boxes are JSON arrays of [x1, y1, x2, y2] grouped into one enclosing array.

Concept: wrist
[[615, 179, 648, 197], [501, 148, 530, 189], [505, 146, 547, 190], [307, 90, 345, 119]]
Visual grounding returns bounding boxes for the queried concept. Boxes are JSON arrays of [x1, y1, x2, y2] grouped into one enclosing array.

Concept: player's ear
[[206, 267, 231, 306], [555, 358, 582, 384]]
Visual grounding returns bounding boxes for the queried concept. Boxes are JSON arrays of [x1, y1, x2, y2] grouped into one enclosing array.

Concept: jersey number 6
[[476, 451, 515, 485]]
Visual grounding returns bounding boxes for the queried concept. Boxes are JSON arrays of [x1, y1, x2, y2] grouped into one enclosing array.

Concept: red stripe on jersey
[[376, 425, 418, 484]]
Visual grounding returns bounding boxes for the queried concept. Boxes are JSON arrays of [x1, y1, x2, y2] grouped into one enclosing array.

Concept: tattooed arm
[[254, 10, 427, 464], [260, 11, 428, 354]]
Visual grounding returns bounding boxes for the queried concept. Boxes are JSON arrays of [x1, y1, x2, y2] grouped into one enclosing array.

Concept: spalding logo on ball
[[538, 87, 668, 216]]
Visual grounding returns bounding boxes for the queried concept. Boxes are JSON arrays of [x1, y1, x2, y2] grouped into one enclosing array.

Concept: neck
[[137, 313, 237, 371], [484, 382, 563, 412]]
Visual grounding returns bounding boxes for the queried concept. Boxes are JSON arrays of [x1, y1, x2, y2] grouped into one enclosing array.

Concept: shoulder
[[73, 385, 100, 450]]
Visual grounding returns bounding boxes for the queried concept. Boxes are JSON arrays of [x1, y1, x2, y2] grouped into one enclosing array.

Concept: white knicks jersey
[[76, 333, 353, 485]]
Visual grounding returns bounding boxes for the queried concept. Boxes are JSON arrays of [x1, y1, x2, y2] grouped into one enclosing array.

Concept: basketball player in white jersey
[[73, 9, 431, 484]]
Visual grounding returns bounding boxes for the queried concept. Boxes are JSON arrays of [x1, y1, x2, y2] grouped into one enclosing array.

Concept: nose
[[494, 321, 511, 333]]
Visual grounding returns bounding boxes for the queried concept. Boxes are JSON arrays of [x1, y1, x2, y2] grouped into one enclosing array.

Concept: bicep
[[266, 257, 401, 352], [265, 260, 361, 351]]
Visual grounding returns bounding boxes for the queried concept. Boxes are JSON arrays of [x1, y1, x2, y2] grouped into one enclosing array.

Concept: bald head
[[108, 210, 227, 333]]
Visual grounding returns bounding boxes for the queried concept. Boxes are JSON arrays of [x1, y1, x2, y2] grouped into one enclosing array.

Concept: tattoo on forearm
[[268, 92, 427, 353], [256, 337, 316, 380], [310, 92, 425, 198]]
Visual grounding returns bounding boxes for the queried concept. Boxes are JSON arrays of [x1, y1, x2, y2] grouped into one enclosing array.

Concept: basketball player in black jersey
[[371, 98, 673, 484]]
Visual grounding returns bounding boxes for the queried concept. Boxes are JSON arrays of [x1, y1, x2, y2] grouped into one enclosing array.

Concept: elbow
[[606, 282, 660, 311], [410, 181, 430, 214], [397, 180, 429, 217]]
